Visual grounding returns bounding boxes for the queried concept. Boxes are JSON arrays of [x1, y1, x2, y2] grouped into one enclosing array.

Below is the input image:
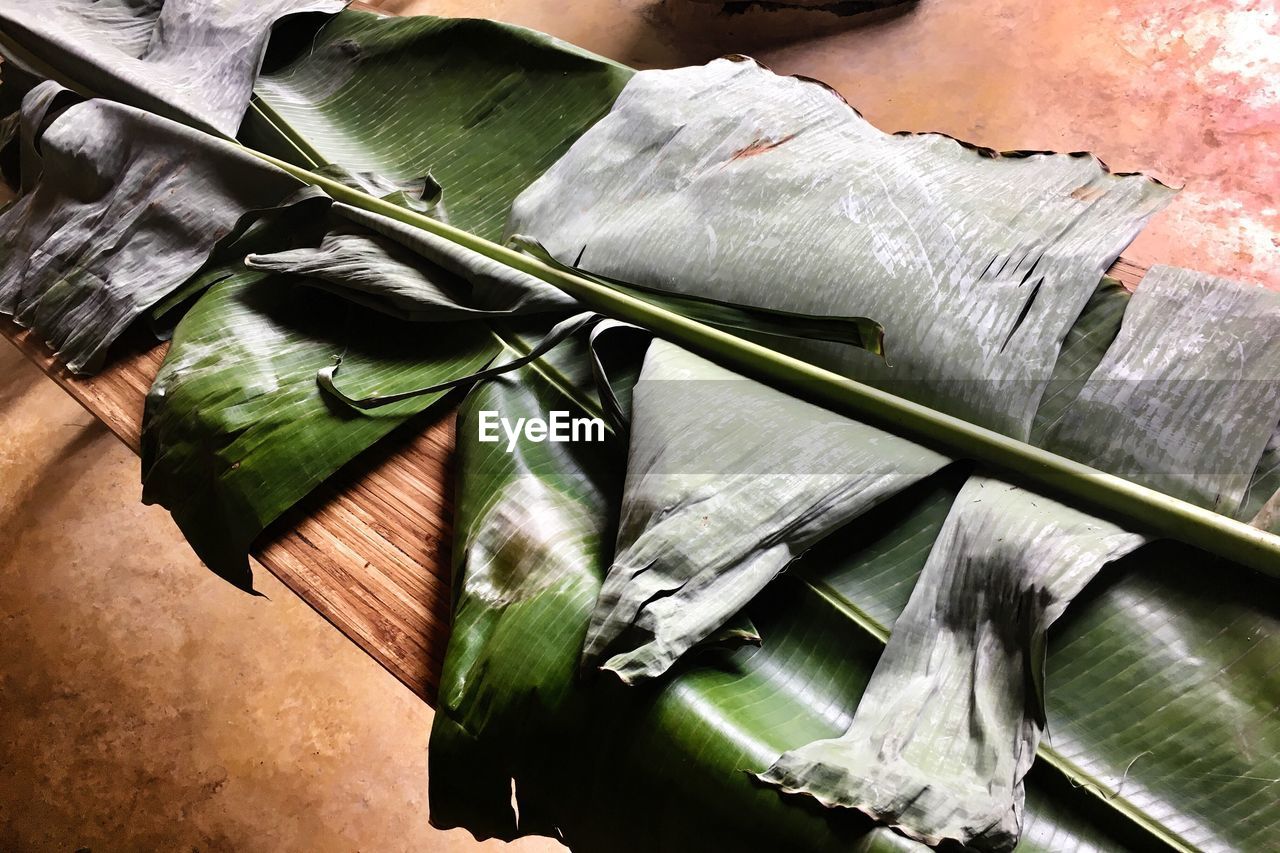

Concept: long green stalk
[[246, 147, 1280, 582]]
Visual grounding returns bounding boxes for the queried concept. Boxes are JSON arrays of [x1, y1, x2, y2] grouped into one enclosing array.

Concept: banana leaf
[[494, 55, 1279, 850], [508, 57, 1176, 440], [0, 82, 312, 373], [244, 203, 577, 322], [760, 476, 1148, 851], [0, 0, 344, 135], [436, 323, 1280, 852], [1, 6, 1277, 851], [129, 11, 634, 585], [1, 8, 630, 586], [250, 11, 633, 240], [1046, 264, 1280, 517], [432, 336, 1164, 853], [137, 198, 504, 589], [435, 331, 1280, 852], [582, 338, 950, 682]]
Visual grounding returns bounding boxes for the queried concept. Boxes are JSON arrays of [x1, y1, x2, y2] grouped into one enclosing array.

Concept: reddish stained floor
[[384, 0, 1279, 289]]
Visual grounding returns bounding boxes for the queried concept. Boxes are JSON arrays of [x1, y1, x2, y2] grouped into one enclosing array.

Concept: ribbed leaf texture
[[760, 476, 1148, 851], [0, 83, 308, 372], [582, 339, 950, 682], [1047, 264, 1280, 516], [0, 7, 1275, 851], [509, 57, 1176, 439], [0, 0, 344, 135]]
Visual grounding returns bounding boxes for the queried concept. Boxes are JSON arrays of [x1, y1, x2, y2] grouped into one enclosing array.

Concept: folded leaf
[[792, 471, 1280, 853], [433, 335, 1145, 853], [0, 85, 308, 372], [1046, 264, 1280, 516], [0, 0, 344, 135], [1244, 423, 1280, 532], [582, 338, 951, 681], [245, 205, 576, 322], [1029, 277, 1131, 444], [512, 234, 886, 356], [431, 335, 622, 840], [760, 476, 1148, 851], [312, 163, 447, 217], [139, 8, 631, 585], [509, 57, 1175, 439]]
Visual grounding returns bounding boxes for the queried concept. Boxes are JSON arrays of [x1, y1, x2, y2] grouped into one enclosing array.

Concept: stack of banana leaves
[[1, 3, 1277, 852]]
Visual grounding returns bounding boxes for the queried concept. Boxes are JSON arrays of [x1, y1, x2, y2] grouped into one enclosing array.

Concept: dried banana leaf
[[508, 57, 1175, 439], [432, 338, 1164, 853], [0, 83, 310, 372], [1046, 264, 1280, 517], [760, 476, 1148, 851], [582, 338, 950, 682], [0, 0, 344, 135]]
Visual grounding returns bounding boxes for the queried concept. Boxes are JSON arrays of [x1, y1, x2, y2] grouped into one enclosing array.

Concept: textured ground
[[1, 1, 1276, 851]]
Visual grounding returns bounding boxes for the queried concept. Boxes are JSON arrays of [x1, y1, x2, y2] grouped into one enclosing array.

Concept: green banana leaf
[[2, 6, 1277, 851], [492, 55, 1279, 850], [250, 11, 633, 240], [137, 201, 501, 590], [760, 475, 1148, 850], [126, 10, 632, 586], [435, 331, 1280, 853]]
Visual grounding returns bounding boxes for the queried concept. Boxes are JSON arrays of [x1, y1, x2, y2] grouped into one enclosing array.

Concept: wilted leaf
[[140, 251, 498, 589], [245, 203, 577, 322], [1046, 264, 1280, 516], [759, 476, 1147, 851], [509, 57, 1175, 439], [137, 8, 633, 584], [582, 338, 949, 682], [0, 0, 344, 135], [0, 83, 310, 372]]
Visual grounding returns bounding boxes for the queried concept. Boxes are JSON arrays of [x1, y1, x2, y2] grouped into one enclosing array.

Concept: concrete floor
[[2, 1, 1277, 851], [0, 344, 558, 851]]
